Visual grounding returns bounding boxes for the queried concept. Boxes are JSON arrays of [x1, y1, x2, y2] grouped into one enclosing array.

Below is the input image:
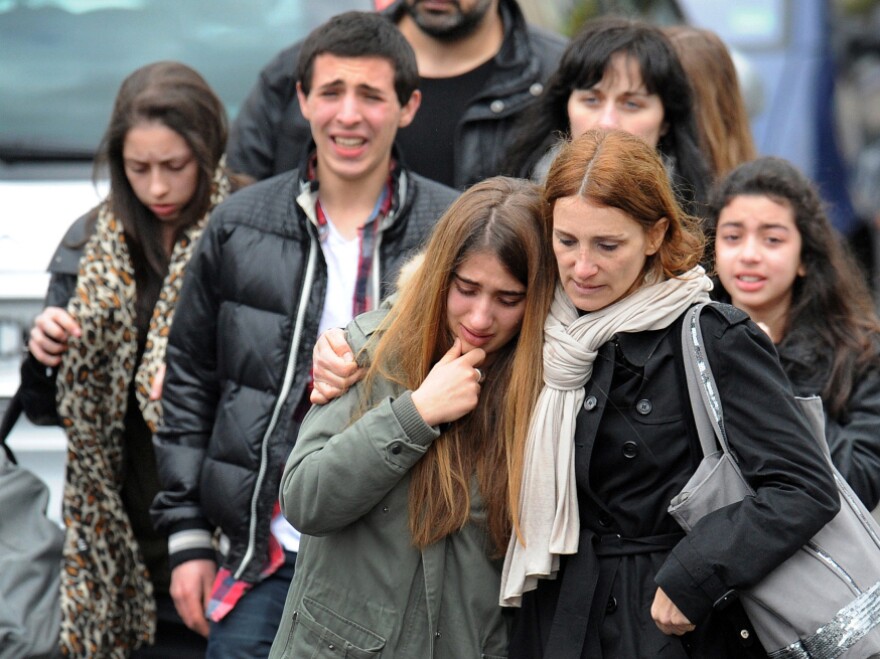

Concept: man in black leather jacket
[[150, 13, 458, 657], [226, 0, 566, 189]]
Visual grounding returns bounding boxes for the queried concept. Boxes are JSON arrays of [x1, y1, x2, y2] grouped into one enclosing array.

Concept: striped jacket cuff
[[168, 525, 216, 569]]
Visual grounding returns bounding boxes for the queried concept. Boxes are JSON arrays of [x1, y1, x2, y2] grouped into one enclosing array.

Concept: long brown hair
[[96, 61, 247, 329], [664, 25, 757, 178], [364, 177, 556, 556]]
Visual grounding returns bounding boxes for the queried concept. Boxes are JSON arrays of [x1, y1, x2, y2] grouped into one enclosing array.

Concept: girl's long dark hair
[[707, 157, 880, 418]]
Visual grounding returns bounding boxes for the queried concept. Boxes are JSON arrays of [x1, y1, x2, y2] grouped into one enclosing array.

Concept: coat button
[[636, 399, 652, 415], [490, 99, 505, 113], [740, 629, 750, 639], [391, 444, 402, 455], [606, 596, 618, 613], [622, 441, 638, 459], [328, 643, 336, 651], [584, 395, 598, 411], [529, 82, 544, 96], [598, 513, 612, 527], [382, 506, 389, 513]]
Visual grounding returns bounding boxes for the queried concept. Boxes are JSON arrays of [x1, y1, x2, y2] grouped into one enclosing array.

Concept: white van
[[0, 0, 371, 524]]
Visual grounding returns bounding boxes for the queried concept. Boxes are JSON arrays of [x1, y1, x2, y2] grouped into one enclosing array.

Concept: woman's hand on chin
[[412, 339, 485, 427]]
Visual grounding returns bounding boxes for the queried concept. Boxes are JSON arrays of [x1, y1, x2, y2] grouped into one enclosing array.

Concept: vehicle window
[[0, 0, 372, 160], [679, 0, 787, 49], [565, 0, 685, 34]]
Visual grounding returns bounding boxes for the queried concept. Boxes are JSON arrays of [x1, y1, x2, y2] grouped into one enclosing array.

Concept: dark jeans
[[205, 552, 296, 659], [131, 594, 207, 659]]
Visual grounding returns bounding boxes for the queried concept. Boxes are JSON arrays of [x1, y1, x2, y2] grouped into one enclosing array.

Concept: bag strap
[[681, 303, 736, 460], [0, 388, 22, 464]]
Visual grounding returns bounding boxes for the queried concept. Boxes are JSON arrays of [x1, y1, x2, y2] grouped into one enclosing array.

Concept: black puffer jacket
[[226, 0, 567, 189], [150, 161, 457, 582]]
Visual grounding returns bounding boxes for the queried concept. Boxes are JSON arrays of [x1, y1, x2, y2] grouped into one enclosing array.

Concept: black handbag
[[669, 303, 880, 659]]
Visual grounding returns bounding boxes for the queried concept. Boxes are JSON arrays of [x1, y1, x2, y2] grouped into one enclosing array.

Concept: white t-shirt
[[318, 216, 361, 337], [273, 213, 361, 553]]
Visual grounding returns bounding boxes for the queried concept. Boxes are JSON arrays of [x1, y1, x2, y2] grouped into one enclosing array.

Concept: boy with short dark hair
[[151, 12, 458, 657]]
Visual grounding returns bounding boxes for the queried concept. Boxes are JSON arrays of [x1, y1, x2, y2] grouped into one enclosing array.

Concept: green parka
[[269, 310, 510, 659]]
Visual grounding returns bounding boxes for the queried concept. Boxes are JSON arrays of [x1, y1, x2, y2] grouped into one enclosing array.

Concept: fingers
[[313, 329, 357, 376], [458, 346, 486, 367], [312, 329, 363, 404], [29, 308, 80, 366], [411, 342, 487, 427], [149, 364, 166, 401], [196, 565, 214, 638], [655, 620, 696, 636], [438, 337, 463, 364], [41, 307, 81, 338], [170, 583, 209, 637], [651, 587, 695, 636], [170, 560, 215, 638], [310, 370, 364, 405], [455, 346, 485, 385], [310, 388, 331, 406], [28, 333, 62, 367], [171, 590, 209, 637], [311, 362, 364, 405], [325, 327, 354, 362]]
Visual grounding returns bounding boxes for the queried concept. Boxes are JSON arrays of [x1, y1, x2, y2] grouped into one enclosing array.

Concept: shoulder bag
[[669, 303, 880, 659], [0, 391, 63, 658]]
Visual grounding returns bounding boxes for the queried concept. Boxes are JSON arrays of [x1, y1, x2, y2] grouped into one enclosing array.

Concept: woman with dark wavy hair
[[710, 156, 880, 509], [504, 16, 712, 218]]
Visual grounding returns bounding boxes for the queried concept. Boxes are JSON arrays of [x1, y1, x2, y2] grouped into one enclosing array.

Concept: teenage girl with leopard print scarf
[[21, 60, 250, 658]]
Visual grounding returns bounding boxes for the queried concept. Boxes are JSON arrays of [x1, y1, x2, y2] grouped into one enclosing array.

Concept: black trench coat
[[510, 304, 839, 659]]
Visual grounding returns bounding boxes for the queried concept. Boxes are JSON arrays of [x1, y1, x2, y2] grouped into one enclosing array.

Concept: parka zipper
[[233, 235, 318, 579], [234, 172, 405, 577]]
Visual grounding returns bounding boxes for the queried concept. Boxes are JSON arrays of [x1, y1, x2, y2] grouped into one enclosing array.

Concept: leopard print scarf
[[55, 166, 230, 657]]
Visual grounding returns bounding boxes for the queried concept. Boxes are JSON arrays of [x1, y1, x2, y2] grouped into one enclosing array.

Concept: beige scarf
[[500, 266, 713, 607], [55, 167, 229, 656]]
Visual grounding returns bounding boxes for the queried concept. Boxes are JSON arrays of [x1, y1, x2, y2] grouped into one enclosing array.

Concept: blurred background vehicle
[[0, 0, 371, 524]]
